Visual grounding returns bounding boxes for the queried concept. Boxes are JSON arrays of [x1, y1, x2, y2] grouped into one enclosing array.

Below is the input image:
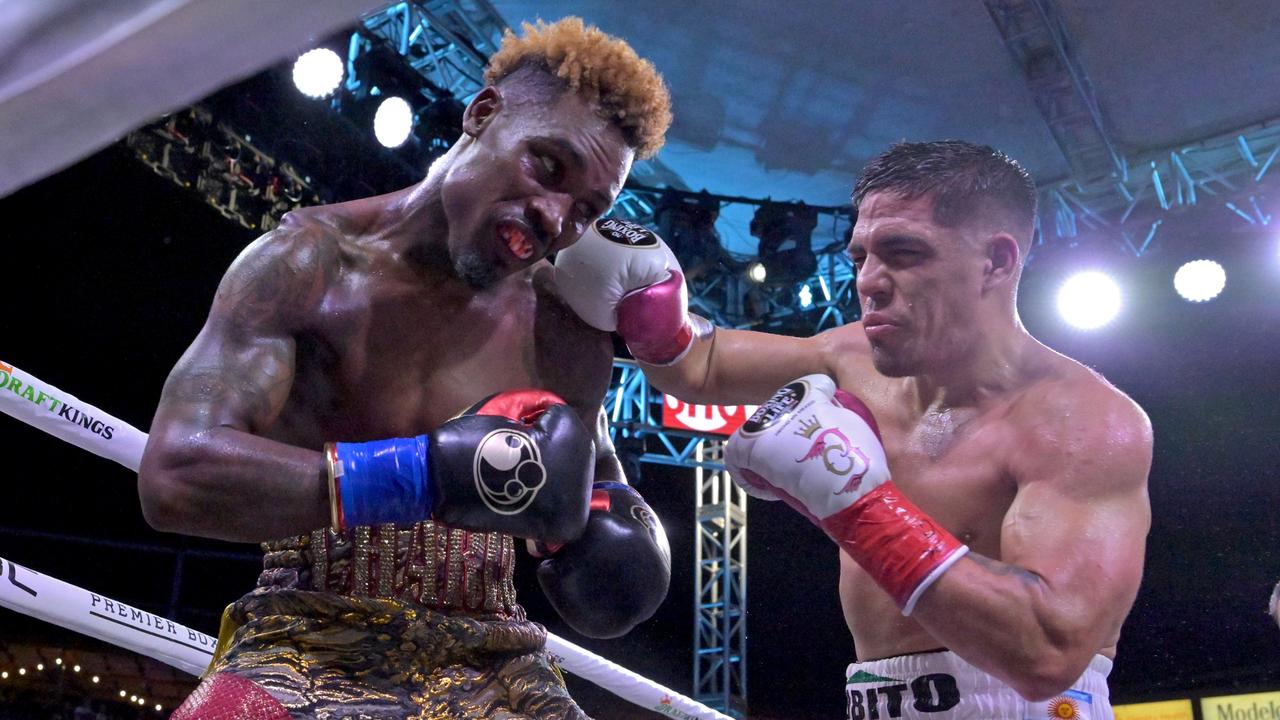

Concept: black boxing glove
[[536, 482, 671, 638], [328, 390, 592, 546]]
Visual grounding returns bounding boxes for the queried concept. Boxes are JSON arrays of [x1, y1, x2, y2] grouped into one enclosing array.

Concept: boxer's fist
[[553, 218, 694, 365], [331, 390, 593, 546], [725, 375, 890, 524], [536, 482, 671, 638]]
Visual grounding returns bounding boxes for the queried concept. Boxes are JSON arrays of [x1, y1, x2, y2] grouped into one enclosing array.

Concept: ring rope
[[0, 359, 731, 720]]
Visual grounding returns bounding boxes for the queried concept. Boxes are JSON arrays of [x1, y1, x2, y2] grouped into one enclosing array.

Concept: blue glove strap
[[335, 435, 434, 527], [592, 481, 642, 502]]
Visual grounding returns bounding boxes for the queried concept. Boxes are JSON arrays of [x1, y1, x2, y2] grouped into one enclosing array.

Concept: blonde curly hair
[[484, 17, 672, 159]]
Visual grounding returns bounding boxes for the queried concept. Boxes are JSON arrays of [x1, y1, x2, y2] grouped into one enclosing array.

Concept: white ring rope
[[0, 359, 731, 720]]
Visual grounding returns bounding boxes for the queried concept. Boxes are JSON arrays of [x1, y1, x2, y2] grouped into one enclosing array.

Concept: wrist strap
[[324, 442, 345, 531], [328, 436, 434, 529], [821, 481, 968, 615]]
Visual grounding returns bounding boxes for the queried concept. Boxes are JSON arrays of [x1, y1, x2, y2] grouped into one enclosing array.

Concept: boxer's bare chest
[[835, 366, 1025, 657], [270, 262, 610, 446]]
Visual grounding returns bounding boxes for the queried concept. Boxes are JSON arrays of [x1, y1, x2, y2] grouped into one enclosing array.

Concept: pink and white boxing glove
[[552, 218, 700, 366], [725, 374, 969, 614]]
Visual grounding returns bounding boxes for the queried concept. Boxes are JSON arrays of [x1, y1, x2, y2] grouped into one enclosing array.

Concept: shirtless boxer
[[553, 140, 1153, 719], [137, 18, 672, 719]]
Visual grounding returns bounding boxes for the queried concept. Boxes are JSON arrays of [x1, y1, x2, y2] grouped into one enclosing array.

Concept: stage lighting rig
[[750, 201, 818, 284]]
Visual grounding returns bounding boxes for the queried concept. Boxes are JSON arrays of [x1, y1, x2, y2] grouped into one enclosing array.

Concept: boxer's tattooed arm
[[968, 553, 1042, 587], [140, 223, 342, 541], [155, 223, 341, 433]]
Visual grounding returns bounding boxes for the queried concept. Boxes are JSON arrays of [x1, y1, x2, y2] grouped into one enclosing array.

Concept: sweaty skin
[[139, 86, 634, 543], [641, 191, 1152, 701]]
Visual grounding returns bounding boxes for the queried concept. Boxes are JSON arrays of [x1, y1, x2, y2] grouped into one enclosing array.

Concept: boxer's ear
[[463, 86, 503, 137], [982, 232, 1020, 291]]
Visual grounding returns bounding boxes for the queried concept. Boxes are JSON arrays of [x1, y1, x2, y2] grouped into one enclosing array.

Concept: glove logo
[[740, 380, 807, 436], [794, 416, 871, 488], [631, 504, 658, 534], [472, 429, 547, 515], [595, 218, 659, 247]]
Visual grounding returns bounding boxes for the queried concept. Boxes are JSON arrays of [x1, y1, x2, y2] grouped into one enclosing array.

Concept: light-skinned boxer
[[553, 141, 1152, 719]]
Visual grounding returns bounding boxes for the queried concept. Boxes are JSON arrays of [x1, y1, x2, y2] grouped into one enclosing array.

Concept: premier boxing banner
[[0, 555, 216, 676], [0, 359, 148, 472]]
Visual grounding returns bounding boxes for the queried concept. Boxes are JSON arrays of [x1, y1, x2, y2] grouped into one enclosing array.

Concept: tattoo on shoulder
[[223, 226, 342, 329]]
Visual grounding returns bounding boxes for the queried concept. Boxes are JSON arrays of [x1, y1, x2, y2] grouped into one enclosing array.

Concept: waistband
[[847, 650, 1113, 683]]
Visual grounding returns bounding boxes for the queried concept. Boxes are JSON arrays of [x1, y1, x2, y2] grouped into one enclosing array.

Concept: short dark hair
[[852, 141, 1037, 242]]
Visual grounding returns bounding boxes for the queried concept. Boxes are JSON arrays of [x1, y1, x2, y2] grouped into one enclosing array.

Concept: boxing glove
[[726, 375, 969, 614], [553, 217, 698, 365], [536, 482, 671, 638], [327, 390, 593, 546]]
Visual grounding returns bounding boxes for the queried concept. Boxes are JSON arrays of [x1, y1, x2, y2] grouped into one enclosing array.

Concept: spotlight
[[293, 48, 344, 98], [92, 675, 100, 683], [131, 695, 137, 702], [1174, 259, 1225, 302], [747, 261, 767, 283], [2, 671, 8, 679], [156, 705, 163, 712], [1058, 271, 1121, 330], [374, 96, 414, 148], [120, 691, 127, 698], [55, 658, 62, 666], [799, 284, 814, 308], [36, 663, 43, 671], [73, 664, 81, 672]]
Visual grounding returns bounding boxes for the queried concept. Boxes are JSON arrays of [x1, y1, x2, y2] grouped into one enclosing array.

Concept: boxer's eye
[[536, 153, 562, 182]]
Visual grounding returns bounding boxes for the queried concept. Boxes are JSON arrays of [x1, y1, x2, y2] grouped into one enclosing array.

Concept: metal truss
[[355, 0, 508, 104], [985, 0, 1125, 186], [605, 361, 748, 715], [1036, 120, 1280, 255], [126, 108, 322, 232], [692, 440, 748, 717]]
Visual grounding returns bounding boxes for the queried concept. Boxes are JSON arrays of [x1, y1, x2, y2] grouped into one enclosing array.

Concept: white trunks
[[844, 649, 1113, 719]]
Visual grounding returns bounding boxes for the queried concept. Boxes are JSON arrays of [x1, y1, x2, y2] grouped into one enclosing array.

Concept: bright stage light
[[1057, 271, 1121, 330], [799, 283, 813, 308], [374, 97, 414, 148], [293, 48, 344, 98], [747, 261, 767, 283], [1174, 259, 1226, 302]]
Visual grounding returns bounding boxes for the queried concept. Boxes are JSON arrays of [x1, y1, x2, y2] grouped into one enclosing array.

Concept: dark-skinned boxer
[[139, 18, 672, 720]]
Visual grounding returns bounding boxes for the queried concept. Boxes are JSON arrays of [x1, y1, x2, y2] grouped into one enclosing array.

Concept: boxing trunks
[[844, 649, 1113, 720], [171, 521, 588, 720]]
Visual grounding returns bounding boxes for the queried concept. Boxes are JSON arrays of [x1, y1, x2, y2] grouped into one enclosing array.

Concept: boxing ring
[[0, 358, 730, 719]]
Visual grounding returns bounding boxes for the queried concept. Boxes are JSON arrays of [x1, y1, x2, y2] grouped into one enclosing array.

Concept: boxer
[[555, 140, 1153, 718]]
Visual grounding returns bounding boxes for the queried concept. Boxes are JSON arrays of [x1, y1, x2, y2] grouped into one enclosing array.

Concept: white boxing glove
[[553, 218, 697, 365], [725, 374, 890, 521], [726, 374, 969, 615]]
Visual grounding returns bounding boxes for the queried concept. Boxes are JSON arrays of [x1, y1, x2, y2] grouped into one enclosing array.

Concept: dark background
[[2, 70, 1280, 718]]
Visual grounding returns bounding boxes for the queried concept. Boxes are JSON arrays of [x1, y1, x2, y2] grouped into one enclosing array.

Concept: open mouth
[[498, 222, 535, 261]]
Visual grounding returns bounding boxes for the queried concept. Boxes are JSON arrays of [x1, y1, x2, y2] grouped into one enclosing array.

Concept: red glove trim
[[473, 389, 567, 424], [821, 481, 965, 611]]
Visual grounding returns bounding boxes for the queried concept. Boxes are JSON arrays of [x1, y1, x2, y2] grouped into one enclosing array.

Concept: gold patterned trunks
[[192, 521, 590, 720]]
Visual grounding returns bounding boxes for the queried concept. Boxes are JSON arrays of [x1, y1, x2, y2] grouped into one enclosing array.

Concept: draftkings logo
[[651, 695, 699, 719], [0, 362, 116, 439]]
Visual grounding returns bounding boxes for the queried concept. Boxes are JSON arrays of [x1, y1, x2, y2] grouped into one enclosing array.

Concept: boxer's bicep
[[999, 394, 1153, 639], [152, 226, 336, 437]]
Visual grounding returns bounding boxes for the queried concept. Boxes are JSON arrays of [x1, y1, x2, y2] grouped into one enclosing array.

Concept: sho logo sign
[[595, 218, 659, 247], [662, 396, 758, 436], [473, 429, 547, 515]]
